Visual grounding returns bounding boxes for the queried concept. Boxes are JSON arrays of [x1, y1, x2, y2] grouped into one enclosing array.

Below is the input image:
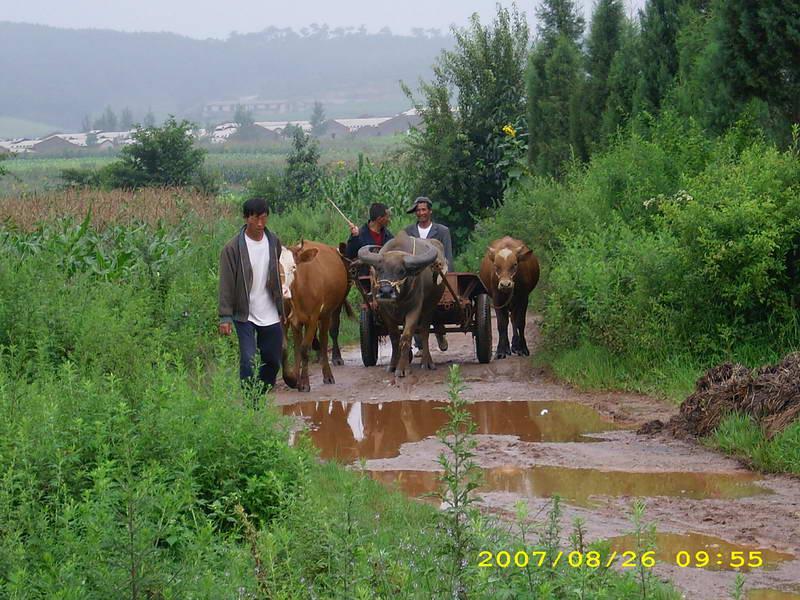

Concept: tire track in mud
[[275, 316, 800, 600]]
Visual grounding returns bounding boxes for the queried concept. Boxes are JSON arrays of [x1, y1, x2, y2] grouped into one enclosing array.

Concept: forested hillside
[[0, 22, 450, 131]]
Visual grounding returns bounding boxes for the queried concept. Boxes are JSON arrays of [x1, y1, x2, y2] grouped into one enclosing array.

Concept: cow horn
[[358, 245, 383, 267], [403, 242, 438, 271]]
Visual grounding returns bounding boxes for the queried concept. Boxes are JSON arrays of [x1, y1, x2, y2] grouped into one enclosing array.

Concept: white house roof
[[254, 120, 312, 132], [332, 117, 391, 131]]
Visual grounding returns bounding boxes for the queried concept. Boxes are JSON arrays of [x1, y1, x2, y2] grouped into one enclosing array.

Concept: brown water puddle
[[283, 400, 620, 462], [747, 590, 800, 600], [608, 532, 793, 572], [368, 466, 769, 508]]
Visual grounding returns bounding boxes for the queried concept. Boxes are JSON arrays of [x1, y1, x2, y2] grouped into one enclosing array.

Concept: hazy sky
[[2, 0, 646, 39]]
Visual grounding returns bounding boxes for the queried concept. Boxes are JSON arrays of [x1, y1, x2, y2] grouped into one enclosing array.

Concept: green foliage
[[0, 153, 8, 179], [310, 100, 327, 136], [634, 0, 683, 114], [282, 127, 321, 209], [108, 117, 206, 188], [712, 413, 800, 473], [404, 5, 530, 244], [534, 0, 586, 47]]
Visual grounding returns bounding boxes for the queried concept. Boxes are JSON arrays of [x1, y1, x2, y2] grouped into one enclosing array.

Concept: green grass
[[711, 414, 800, 474]]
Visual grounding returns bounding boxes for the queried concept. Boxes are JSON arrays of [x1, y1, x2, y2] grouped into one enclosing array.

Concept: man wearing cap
[[345, 202, 394, 260], [404, 197, 453, 270], [405, 196, 453, 352]]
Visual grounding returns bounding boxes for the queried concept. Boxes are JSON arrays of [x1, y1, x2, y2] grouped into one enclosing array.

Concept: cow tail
[[342, 298, 355, 320], [281, 331, 298, 389]]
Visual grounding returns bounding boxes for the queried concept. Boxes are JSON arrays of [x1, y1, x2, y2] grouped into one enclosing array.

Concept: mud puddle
[[275, 315, 800, 600], [747, 589, 800, 600], [608, 532, 794, 572], [368, 466, 768, 508], [283, 399, 621, 462]]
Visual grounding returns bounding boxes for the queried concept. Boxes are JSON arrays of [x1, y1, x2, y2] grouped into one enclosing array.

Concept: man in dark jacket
[[219, 197, 285, 397], [344, 202, 393, 259], [405, 196, 453, 352]]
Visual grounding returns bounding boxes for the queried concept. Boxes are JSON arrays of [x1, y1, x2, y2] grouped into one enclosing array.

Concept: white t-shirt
[[245, 234, 281, 326], [417, 223, 433, 239]]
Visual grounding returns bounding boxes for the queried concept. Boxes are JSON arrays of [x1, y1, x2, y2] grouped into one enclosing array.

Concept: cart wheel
[[474, 293, 492, 364], [360, 307, 379, 367]]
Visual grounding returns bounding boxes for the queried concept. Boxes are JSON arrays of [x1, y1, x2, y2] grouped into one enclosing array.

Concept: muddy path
[[275, 316, 800, 600]]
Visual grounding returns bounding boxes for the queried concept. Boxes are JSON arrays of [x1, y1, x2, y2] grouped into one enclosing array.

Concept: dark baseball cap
[[406, 196, 432, 214]]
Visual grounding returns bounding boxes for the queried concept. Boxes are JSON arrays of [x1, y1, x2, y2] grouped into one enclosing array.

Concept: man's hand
[[349, 222, 359, 237], [219, 322, 232, 336]]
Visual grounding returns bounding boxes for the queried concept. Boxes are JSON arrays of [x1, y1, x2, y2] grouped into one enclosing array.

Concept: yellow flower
[[502, 124, 516, 138]]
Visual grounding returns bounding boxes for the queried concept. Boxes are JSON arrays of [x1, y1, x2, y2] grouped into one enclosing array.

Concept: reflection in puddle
[[608, 532, 793, 572], [747, 590, 800, 600], [368, 467, 769, 508], [283, 400, 621, 462]]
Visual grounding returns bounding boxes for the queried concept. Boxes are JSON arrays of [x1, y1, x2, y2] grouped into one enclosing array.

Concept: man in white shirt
[[218, 197, 285, 399], [404, 196, 454, 352]]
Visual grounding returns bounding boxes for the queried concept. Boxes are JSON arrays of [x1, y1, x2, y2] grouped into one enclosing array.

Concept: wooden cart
[[356, 272, 492, 367]]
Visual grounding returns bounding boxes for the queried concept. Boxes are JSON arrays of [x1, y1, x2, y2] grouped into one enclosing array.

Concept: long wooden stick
[[326, 197, 355, 229]]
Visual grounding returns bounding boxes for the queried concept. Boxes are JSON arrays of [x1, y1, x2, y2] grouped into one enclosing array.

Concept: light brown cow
[[280, 240, 352, 392], [479, 236, 540, 359]]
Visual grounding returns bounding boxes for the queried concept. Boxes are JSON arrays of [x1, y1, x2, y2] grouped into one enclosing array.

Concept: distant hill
[[0, 22, 451, 135]]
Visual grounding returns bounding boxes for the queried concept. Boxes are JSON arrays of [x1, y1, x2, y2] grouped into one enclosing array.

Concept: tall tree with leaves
[[583, 0, 626, 150], [633, 0, 682, 114], [143, 109, 156, 129], [527, 0, 585, 175], [600, 21, 642, 140], [94, 106, 118, 131], [309, 100, 327, 136], [404, 5, 530, 243], [710, 0, 800, 131], [120, 107, 134, 130], [283, 128, 321, 209]]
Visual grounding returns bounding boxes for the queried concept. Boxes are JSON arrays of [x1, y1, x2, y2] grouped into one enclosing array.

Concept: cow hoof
[[422, 362, 436, 370], [495, 351, 508, 359], [298, 384, 311, 392], [332, 357, 344, 366], [386, 364, 396, 373], [323, 375, 335, 384], [395, 368, 408, 378]]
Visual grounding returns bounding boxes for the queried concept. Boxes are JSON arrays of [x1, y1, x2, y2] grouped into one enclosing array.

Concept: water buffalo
[[358, 231, 446, 377], [280, 240, 352, 392], [479, 236, 540, 358]]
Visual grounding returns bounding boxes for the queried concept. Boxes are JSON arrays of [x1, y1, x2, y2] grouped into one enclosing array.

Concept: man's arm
[[218, 247, 236, 334], [441, 226, 454, 271]]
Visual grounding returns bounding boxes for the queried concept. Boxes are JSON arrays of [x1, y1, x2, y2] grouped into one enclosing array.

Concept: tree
[[526, 0, 585, 174], [404, 5, 530, 242], [0, 153, 8, 179], [583, 0, 627, 150], [86, 131, 98, 147], [310, 101, 327, 136], [600, 22, 642, 140], [709, 0, 800, 130], [120, 107, 134, 130], [282, 128, 320, 209], [535, 0, 585, 48], [233, 105, 254, 128], [143, 109, 156, 129], [105, 117, 205, 188], [94, 105, 118, 131], [527, 36, 583, 176], [81, 114, 92, 133], [633, 0, 682, 114]]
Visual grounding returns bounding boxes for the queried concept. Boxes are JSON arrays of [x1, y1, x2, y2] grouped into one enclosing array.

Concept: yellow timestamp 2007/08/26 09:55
[[477, 550, 766, 570]]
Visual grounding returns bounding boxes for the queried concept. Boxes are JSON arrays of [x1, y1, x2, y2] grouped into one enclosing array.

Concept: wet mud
[[275, 316, 800, 599]]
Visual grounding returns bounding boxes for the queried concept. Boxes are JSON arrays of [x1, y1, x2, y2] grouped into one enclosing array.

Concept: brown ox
[[358, 231, 445, 377], [280, 240, 352, 392], [479, 236, 540, 359]]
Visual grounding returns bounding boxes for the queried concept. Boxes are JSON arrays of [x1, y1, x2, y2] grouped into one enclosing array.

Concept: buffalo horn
[[402, 242, 438, 271], [358, 245, 384, 267]]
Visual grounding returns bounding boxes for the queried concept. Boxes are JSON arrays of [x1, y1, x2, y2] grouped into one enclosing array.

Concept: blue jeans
[[234, 320, 283, 393]]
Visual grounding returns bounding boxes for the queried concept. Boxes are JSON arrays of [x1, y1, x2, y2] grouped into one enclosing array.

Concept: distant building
[[203, 97, 312, 117], [316, 119, 350, 139], [375, 109, 422, 136]]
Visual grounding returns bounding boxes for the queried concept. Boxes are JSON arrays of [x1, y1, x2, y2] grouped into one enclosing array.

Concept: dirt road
[[275, 317, 800, 600]]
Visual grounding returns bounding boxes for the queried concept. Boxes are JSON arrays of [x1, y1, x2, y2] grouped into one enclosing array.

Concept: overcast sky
[[2, 0, 646, 39]]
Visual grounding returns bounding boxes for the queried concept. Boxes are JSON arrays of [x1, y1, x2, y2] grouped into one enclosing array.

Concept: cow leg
[[396, 311, 421, 377], [330, 304, 344, 366], [291, 323, 304, 390], [511, 301, 530, 356], [387, 329, 401, 372], [495, 304, 511, 359], [318, 313, 335, 384], [298, 316, 319, 392], [417, 319, 436, 370]]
